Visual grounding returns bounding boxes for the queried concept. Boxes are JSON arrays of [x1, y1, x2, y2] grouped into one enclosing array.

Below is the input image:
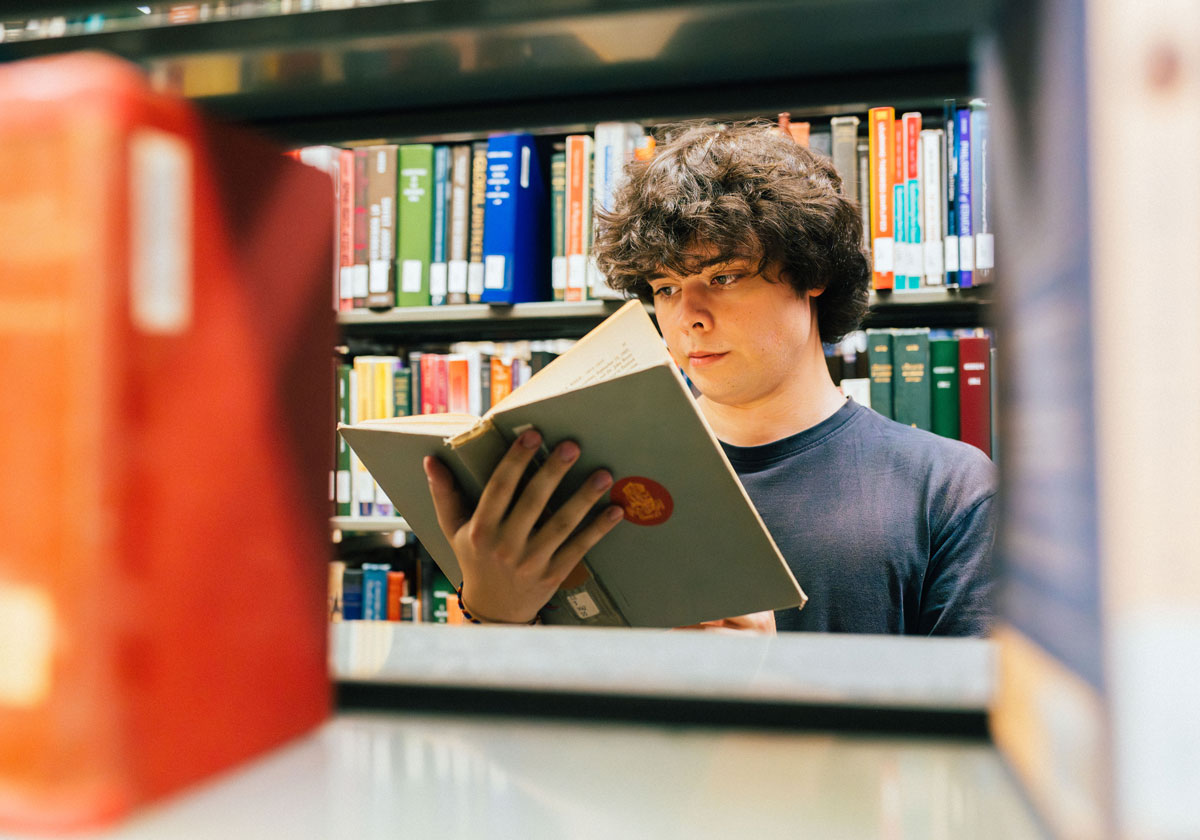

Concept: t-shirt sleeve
[[919, 485, 998, 636]]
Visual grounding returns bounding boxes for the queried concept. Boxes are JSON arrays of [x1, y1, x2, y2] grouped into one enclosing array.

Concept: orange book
[[564, 134, 592, 302], [489, 356, 514, 406], [0, 53, 333, 832], [445, 355, 471, 414], [788, 121, 811, 147], [868, 106, 896, 290], [386, 571, 407, 620]]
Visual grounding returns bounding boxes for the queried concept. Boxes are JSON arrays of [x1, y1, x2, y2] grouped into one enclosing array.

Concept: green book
[[550, 148, 567, 301], [930, 337, 960, 439], [336, 363, 351, 516], [892, 328, 932, 430], [866, 329, 894, 419], [397, 143, 435, 307], [393, 366, 412, 418]]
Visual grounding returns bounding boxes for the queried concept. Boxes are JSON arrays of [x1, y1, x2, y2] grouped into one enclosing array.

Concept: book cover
[[920, 128, 945, 285], [428, 144, 451, 306], [867, 107, 895, 290], [929, 337, 960, 440], [591, 121, 644, 299], [957, 334, 991, 456], [482, 133, 548, 304], [943, 99, 960, 287], [363, 144, 397, 309], [956, 107, 975, 288], [342, 568, 364, 620], [353, 148, 370, 306], [467, 140, 488, 302], [447, 143, 472, 305], [892, 329, 932, 430], [902, 111, 922, 290], [564, 133, 593, 302], [866, 329, 895, 419], [362, 563, 390, 620], [386, 571, 407, 620], [0, 52, 332, 832], [340, 301, 805, 628], [830, 115, 859, 198], [857, 139, 871, 251], [397, 143, 434, 307], [970, 98, 993, 283], [337, 148, 355, 310], [550, 148, 567, 301]]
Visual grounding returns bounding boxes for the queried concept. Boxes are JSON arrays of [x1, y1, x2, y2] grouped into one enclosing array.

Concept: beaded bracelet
[[456, 584, 542, 626]]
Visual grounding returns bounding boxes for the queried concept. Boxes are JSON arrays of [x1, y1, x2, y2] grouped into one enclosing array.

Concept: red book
[[419, 354, 436, 415], [867, 107, 895, 290], [958, 336, 992, 457], [0, 53, 333, 832], [445, 356, 470, 414], [338, 148, 355, 311]]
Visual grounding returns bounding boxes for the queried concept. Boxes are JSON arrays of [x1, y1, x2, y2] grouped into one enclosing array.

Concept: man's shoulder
[[850, 403, 997, 490]]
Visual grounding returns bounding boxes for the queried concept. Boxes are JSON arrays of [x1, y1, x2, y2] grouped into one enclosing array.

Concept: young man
[[424, 121, 996, 635]]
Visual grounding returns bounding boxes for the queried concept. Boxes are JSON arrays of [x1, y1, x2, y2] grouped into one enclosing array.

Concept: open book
[[339, 300, 806, 627]]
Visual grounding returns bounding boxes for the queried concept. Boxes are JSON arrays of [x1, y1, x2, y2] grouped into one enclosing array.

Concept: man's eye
[[651, 286, 678, 298], [712, 274, 740, 286]]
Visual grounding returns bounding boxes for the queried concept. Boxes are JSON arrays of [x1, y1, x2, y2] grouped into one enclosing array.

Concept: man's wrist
[[456, 584, 543, 626]]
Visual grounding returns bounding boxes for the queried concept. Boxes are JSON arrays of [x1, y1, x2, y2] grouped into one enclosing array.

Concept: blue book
[[906, 178, 920, 290], [893, 183, 908, 288], [482, 133, 548, 304], [956, 107, 974, 288], [429, 145, 451, 306], [943, 99, 959, 287], [362, 563, 390, 620], [342, 568, 364, 620]]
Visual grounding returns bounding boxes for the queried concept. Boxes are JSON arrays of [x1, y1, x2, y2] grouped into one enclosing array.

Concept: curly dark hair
[[593, 120, 871, 344]]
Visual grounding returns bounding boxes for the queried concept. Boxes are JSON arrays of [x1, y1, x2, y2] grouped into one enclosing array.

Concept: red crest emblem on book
[[610, 477, 673, 526]]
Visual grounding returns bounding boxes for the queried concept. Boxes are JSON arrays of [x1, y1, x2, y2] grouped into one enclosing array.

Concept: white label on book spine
[[566, 591, 600, 619], [944, 235, 960, 272], [401, 260, 423, 293], [336, 470, 350, 503], [520, 145, 530, 189], [975, 233, 995, 270], [353, 264, 369, 298], [448, 260, 469, 294], [923, 240, 945, 281], [959, 235, 976, 271], [566, 254, 587, 292], [872, 237, 894, 272], [339, 266, 354, 300], [0, 583, 55, 708], [130, 129, 192, 334], [369, 260, 390, 294], [429, 263, 448, 299], [551, 256, 567, 290], [467, 262, 485, 297], [484, 255, 506, 290]]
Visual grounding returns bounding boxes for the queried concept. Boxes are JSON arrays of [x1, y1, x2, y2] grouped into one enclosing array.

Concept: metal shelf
[[331, 516, 411, 535]]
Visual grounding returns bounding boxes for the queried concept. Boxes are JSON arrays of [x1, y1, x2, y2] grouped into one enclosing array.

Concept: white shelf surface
[[331, 623, 996, 711]]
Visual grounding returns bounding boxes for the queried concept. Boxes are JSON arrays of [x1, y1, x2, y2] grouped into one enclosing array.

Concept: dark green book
[[866, 329, 894, 419], [930, 337, 960, 439], [393, 366, 412, 418], [892, 328, 932, 430], [550, 148, 567, 301], [336, 363, 351, 516]]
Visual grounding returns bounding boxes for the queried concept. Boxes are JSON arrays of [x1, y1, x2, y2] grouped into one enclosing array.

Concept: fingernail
[[557, 441, 580, 462], [519, 429, 541, 449], [590, 471, 612, 491], [606, 505, 625, 522]]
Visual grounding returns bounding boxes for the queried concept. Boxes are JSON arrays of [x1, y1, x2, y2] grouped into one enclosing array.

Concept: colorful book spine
[[337, 148, 355, 310], [920, 128, 945, 285], [364, 144, 397, 309], [956, 107, 974, 288], [902, 111, 922, 290], [335, 364, 351, 516], [591, 121, 643, 298], [386, 571, 407, 620], [564, 133, 593, 302], [329, 560, 346, 622], [550, 148, 567, 301], [398, 143, 434, 307], [342, 568, 364, 620], [866, 329, 894, 419], [482, 132, 548, 304], [467, 140, 488, 302], [393, 365, 412, 419], [830, 115, 860, 197], [352, 148, 370, 306], [868, 107, 895, 290], [943, 99, 960, 287], [362, 563, 390, 620], [929, 336, 960, 440], [970, 98, 993, 284], [892, 329, 932, 430], [447, 143, 472, 305], [428, 144, 451, 306], [958, 335, 991, 456]]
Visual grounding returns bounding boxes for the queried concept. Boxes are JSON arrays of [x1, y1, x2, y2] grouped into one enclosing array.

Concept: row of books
[[825, 328, 995, 458], [329, 556, 464, 624], [335, 339, 574, 518]]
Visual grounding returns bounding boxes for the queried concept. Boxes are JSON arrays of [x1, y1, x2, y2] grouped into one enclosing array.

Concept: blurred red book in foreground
[[0, 52, 334, 832]]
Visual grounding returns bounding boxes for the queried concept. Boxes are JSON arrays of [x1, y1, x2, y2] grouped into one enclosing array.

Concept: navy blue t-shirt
[[721, 398, 997, 635]]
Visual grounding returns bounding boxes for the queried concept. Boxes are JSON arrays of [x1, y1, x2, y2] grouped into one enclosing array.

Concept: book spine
[[337, 148, 355, 311], [868, 107, 895, 290], [490, 355, 513, 407], [429, 144, 450, 306], [943, 99, 960, 287], [590, 122, 642, 299], [408, 351, 423, 417], [920, 129, 945, 285], [830, 115, 860, 197], [386, 571, 407, 621], [447, 143, 472, 305], [467, 140, 488, 302], [434, 355, 449, 414], [929, 336, 960, 439], [393, 365, 412, 418], [362, 563, 390, 620], [892, 329, 932, 430], [482, 133, 547, 304], [336, 363, 351, 516], [363, 145, 397, 309], [550, 149, 567, 301], [564, 133, 592, 302], [419, 354, 435, 415], [398, 144, 434, 307], [866, 329, 894, 419], [956, 107, 974, 288], [903, 111, 922, 290], [857, 139, 871, 251], [957, 335, 991, 456], [970, 98, 993, 282], [352, 148, 370, 306], [446, 355, 470, 414], [329, 560, 345, 621], [342, 568, 364, 620]]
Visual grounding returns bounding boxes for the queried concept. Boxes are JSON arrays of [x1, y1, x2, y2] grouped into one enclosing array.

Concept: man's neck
[[698, 372, 847, 448]]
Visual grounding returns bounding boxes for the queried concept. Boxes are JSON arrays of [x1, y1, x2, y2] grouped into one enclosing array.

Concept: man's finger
[[474, 428, 543, 525], [424, 455, 470, 541], [546, 503, 625, 583], [528, 467, 613, 555], [505, 439, 583, 538]]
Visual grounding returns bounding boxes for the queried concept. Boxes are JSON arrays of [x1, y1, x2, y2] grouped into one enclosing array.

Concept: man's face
[[647, 246, 821, 410]]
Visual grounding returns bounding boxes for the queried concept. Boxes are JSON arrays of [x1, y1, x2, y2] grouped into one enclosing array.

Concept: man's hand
[[423, 428, 624, 624], [674, 610, 777, 634]]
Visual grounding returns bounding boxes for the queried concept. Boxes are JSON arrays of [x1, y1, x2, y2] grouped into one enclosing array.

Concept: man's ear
[[808, 286, 826, 298]]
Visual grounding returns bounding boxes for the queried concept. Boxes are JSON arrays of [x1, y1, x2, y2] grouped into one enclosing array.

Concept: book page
[[487, 300, 671, 413]]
